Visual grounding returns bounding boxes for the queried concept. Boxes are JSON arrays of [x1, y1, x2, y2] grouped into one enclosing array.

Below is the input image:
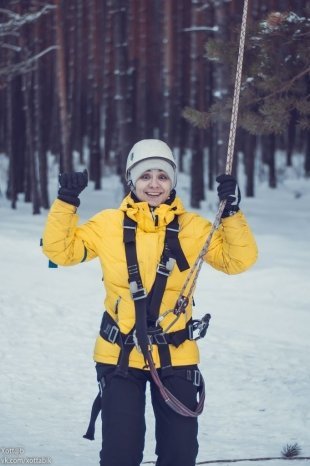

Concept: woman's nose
[[148, 176, 160, 187]]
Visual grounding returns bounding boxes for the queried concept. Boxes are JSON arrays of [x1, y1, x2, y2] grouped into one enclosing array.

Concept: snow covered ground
[[1, 165, 310, 466]]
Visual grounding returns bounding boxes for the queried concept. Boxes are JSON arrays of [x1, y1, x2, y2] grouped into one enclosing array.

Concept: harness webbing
[[84, 205, 213, 439], [124, 214, 189, 324], [97, 213, 192, 382], [165, 217, 190, 272], [123, 212, 206, 418], [123, 213, 184, 365], [100, 310, 192, 348], [98, 310, 198, 385]]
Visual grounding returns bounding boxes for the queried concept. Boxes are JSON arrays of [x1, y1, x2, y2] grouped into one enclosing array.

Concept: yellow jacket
[[42, 194, 258, 369]]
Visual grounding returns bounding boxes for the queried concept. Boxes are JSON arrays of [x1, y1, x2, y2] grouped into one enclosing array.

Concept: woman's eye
[[139, 172, 167, 181]]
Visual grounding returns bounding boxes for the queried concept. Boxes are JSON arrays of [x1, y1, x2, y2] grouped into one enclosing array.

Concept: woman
[[42, 139, 257, 466]]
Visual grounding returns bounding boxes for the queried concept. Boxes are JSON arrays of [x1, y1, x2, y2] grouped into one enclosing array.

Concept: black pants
[[96, 363, 200, 466]]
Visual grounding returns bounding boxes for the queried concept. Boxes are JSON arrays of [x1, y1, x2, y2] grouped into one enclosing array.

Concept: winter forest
[[0, 0, 309, 214], [1, 1, 310, 466]]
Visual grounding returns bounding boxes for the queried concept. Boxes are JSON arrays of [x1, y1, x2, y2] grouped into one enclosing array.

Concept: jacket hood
[[119, 194, 186, 232]]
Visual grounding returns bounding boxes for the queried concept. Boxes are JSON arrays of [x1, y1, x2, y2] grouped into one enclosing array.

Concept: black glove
[[58, 169, 88, 207], [216, 174, 241, 218]]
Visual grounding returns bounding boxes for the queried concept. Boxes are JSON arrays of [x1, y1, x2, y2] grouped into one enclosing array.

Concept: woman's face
[[135, 169, 172, 207]]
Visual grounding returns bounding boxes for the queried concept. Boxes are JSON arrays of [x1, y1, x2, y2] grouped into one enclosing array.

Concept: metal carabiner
[[155, 309, 174, 327], [155, 309, 182, 334]]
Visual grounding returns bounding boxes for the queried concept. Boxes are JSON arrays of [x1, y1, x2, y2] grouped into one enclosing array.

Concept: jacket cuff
[[52, 198, 78, 212], [221, 206, 240, 218], [57, 194, 80, 207]]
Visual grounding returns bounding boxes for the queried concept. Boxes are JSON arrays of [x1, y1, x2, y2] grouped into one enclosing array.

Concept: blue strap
[[48, 260, 58, 268]]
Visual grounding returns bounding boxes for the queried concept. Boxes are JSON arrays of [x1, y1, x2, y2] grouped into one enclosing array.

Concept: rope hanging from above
[[173, 0, 249, 316]]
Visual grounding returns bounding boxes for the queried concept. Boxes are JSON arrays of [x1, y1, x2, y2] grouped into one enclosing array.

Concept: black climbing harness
[[83, 212, 211, 440]]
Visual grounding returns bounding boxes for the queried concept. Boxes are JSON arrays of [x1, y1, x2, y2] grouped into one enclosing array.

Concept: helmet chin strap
[[127, 178, 135, 193]]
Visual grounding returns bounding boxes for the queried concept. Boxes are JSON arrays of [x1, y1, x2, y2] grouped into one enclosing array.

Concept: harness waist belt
[[100, 311, 191, 349]]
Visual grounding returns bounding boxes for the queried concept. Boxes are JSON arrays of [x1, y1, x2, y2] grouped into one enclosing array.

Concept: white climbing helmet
[[126, 139, 177, 189]]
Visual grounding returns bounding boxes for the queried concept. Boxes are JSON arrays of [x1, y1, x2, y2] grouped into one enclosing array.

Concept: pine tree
[[184, 12, 310, 184], [184, 10, 310, 174]]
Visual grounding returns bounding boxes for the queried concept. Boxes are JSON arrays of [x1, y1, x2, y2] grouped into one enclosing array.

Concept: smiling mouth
[[145, 192, 162, 196]]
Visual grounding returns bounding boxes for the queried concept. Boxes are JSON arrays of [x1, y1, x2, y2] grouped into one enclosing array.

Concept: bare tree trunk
[[135, 0, 148, 140], [67, 1, 76, 163], [0, 90, 5, 156], [148, 0, 162, 137], [4, 26, 14, 205], [88, 0, 102, 189], [263, 134, 277, 188], [125, 5, 135, 147], [6, 70, 17, 208], [189, 0, 206, 208], [34, 0, 49, 209], [177, 0, 191, 172], [16, 1, 40, 213], [5, 3, 27, 206], [86, 1, 93, 168], [54, 0, 71, 172], [161, 0, 174, 145], [21, 66, 41, 213], [127, 1, 136, 140], [40, 18, 57, 161], [113, 0, 131, 191], [244, 131, 256, 197], [286, 110, 296, 167], [174, 0, 184, 154], [102, 1, 115, 167], [73, 0, 84, 162], [213, 0, 231, 174], [14, 82, 27, 197], [205, 2, 215, 191], [305, 131, 310, 177]]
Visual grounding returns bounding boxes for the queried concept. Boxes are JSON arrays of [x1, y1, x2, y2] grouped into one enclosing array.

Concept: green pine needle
[[182, 106, 211, 129]]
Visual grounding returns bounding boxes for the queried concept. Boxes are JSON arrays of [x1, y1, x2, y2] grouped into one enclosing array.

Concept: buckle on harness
[[101, 320, 119, 344], [129, 280, 147, 301], [157, 257, 176, 276], [193, 370, 201, 387], [107, 325, 119, 343]]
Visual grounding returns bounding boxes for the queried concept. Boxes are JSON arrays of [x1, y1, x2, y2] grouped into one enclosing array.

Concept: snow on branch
[[0, 4, 56, 80], [251, 66, 310, 105], [0, 5, 55, 36], [182, 26, 219, 33], [0, 46, 58, 78]]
